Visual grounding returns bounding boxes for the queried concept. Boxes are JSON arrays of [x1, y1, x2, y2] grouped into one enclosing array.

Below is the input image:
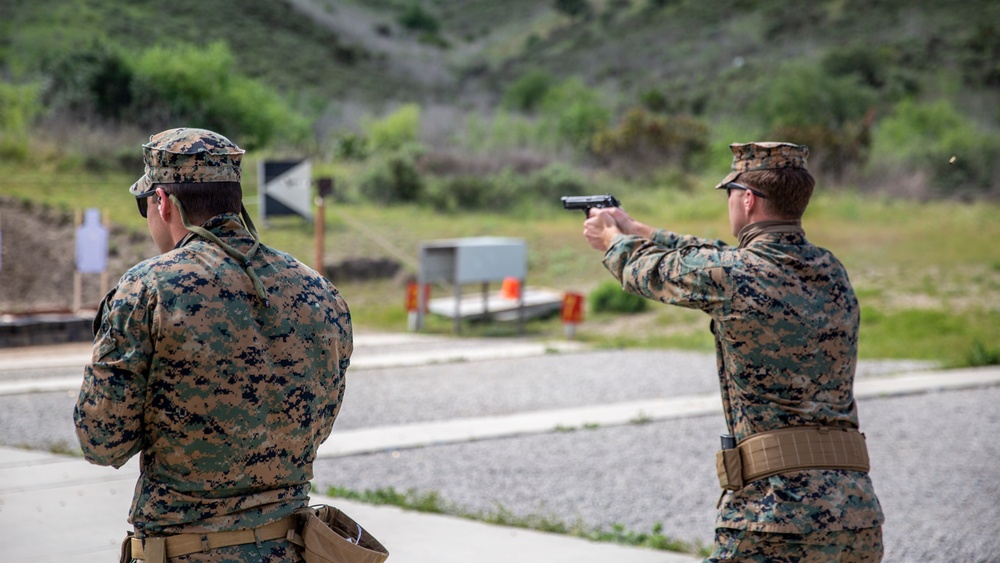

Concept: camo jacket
[[74, 214, 352, 536], [603, 219, 884, 534]]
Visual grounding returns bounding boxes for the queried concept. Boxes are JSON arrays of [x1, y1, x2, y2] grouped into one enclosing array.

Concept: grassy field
[[3, 157, 997, 367]]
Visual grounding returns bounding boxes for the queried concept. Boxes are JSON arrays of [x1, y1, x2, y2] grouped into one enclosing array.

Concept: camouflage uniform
[[601, 143, 883, 561], [74, 129, 352, 562]]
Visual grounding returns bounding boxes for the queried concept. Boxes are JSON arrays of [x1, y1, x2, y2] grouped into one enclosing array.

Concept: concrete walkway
[[0, 446, 697, 563], [319, 366, 1000, 457], [4, 337, 1000, 562]]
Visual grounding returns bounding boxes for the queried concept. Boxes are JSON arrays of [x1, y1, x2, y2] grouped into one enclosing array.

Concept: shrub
[[0, 81, 42, 162], [590, 280, 648, 314], [358, 150, 424, 204], [751, 62, 879, 179], [425, 175, 494, 212], [503, 70, 554, 113], [396, 2, 447, 46], [638, 89, 668, 113], [423, 162, 586, 213], [129, 42, 309, 149], [0, 81, 42, 133], [524, 162, 589, 203], [333, 131, 369, 160], [752, 63, 877, 132], [540, 79, 612, 149], [962, 23, 1000, 87], [590, 108, 709, 174], [362, 104, 421, 153], [822, 44, 889, 89], [398, 3, 440, 35], [41, 44, 133, 120], [870, 99, 1000, 196]]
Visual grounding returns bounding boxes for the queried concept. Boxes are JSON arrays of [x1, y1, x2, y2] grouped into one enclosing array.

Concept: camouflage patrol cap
[[713, 142, 809, 190], [129, 127, 245, 196]]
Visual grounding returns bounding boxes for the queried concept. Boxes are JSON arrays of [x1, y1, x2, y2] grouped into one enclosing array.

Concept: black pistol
[[561, 194, 621, 217]]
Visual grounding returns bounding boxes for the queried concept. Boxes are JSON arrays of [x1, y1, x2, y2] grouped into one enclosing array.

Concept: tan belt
[[131, 515, 297, 561], [717, 426, 870, 491]]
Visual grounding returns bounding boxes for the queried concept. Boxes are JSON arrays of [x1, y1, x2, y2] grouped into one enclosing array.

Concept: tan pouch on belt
[[291, 505, 389, 563], [119, 533, 133, 563], [716, 448, 743, 491]]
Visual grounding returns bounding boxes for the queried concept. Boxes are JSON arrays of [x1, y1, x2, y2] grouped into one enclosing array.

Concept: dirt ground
[[0, 196, 156, 315]]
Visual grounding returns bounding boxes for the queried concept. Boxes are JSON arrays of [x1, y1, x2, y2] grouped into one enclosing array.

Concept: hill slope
[[4, 0, 997, 112]]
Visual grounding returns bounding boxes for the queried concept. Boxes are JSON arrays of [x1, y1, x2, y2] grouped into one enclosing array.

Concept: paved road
[[1, 334, 998, 562]]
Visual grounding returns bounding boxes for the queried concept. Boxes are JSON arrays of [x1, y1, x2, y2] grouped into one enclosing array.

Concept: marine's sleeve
[[74, 272, 155, 468], [329, 290, 353, 428], [602, 230, 732, 312]]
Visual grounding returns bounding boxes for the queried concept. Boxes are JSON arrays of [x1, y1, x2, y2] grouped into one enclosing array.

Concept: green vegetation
[[326, 485, 699, 554], [1, 1, 998, 367], [590, 280, 649, 314]]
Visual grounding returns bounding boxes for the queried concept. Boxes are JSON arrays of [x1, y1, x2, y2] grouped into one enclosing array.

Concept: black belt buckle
[[720, 434, 736, 450]]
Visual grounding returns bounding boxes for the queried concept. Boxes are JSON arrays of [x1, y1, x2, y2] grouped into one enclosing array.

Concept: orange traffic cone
[[500, 277, 521, 300]]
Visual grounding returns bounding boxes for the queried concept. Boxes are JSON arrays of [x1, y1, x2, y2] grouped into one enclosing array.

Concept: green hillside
[[1, 0, 999, 366], [2, 0, 998, 197]]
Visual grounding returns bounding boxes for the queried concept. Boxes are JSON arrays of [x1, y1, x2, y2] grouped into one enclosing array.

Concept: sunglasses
[[134, 189, 158, 218], [725, 182, 768, 199]]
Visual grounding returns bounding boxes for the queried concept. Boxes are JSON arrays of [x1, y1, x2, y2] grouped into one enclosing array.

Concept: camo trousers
[[704, 526, 883, 563]]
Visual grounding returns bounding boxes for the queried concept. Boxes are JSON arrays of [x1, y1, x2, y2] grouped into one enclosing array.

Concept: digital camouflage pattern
[[602, 219, 884, 535], [714, 142, 810, 189], [705, 527, 883, 562], [74, 213, 352, 538], [165, 540, 302, 563], [129, 128, 245, 196]]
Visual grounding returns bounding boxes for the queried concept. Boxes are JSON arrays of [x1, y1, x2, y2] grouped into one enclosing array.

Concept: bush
[[590, 108, 709, 175], [465, 111, 550, 151], [0, 81, 42, 133], [425, 175, 494, 212], [524, 162, 589, 203], [751, 62, 879, 179], [870, 99, 1000, 196], [0, 81, 42, 162], [540, 79, 612, 149], [424, 162, 586, 213], [398, 3, 440, 34], [362, 104, 421, 153], [590, 280, 648, 314], [333, 131, 369, 160], [962, 23, 1000, 87], [822, 44, 889, 89], [503, 70, 554, 113], [359, 150, 424, 204], [752, 63, 877, 132], [41, 43, 133, 120], [128, 42, 309, 149]]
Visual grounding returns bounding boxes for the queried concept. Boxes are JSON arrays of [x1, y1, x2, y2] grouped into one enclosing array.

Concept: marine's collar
[[737, 219, 804, 248]]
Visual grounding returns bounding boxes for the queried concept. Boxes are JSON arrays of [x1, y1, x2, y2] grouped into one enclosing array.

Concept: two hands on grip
[[562, 194, 651, 252]]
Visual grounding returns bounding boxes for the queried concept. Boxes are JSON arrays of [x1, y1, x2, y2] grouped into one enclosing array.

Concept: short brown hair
[[156, 182, 243, 225], [738, 168, 815, 219]]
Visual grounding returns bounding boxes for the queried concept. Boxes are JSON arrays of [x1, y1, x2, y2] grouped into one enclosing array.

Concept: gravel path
[[315, 385, 1000, 563], [1, 347, 991, 562]]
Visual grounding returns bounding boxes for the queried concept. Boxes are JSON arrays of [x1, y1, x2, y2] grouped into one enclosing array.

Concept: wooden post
[[314, 177, 334, 275], [314, 196, 325, 273]]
